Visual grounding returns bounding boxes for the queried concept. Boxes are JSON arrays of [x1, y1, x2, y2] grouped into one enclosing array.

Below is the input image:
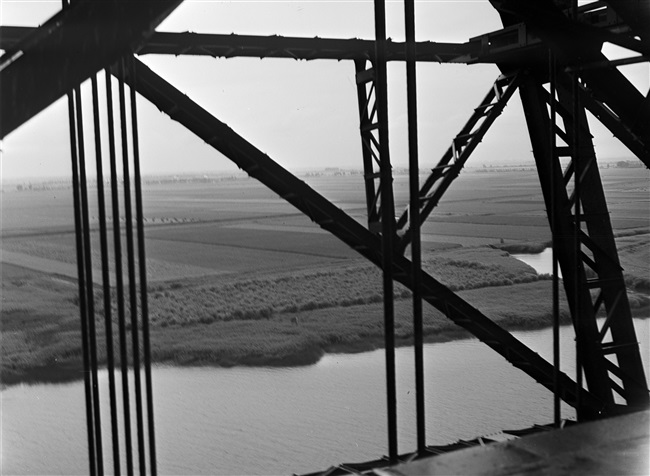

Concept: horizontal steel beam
[[3, 3, 645, 69], [120, 57, 607, 417], [0, 0, 182, 139], [489, 0, 649, 58], [2, 18, 645, 69], [0, 26, 477, 63], [2, 1, 647, 141], [143, 32, 478, 62]]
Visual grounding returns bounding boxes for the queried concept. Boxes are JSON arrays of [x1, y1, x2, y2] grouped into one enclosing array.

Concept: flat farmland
[[2, 167, 647, 287], [146, 221, 358, 261], [1, 187, 75, 236], [1, 226, 357, 283], [2, 166, 648, 384]]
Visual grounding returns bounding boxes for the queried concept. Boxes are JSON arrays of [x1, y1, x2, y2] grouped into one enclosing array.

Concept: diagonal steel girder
[[492, 0, 648, 415], [602, 0, 650, 48], [118, 57, 607, 417], [575, 76, 650, 166], [577, 62, 650, 166], [520, 72, 649, 411], [354, 59, 384, 233], [395, 72, 522, 253], [489, 0, 650, 164], [0, 0, 183, 139]]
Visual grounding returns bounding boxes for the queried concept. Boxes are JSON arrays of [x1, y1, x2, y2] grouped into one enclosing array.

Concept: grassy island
[[3, 244, 649, 386]]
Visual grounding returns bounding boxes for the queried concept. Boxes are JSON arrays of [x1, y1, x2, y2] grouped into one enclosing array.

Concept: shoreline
[[4, 310, 647, 389], [0, 327, 505, 388]]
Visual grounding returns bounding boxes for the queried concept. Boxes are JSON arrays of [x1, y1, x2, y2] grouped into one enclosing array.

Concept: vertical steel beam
[[373, 0, 399, 462], [404, 0, 426, 454], [396, 73, 521, 253], [570, 11, 584, 412], [520, 74, 614, 415], [556, 78, 649, 408], [548, 49, 562, 427], [519, 72, 649, 416]]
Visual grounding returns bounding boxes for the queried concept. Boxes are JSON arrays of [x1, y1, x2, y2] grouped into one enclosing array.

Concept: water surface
[[512, 247, 561, 277], [3, 247, 648, 474], [9, 321, 648, 475]]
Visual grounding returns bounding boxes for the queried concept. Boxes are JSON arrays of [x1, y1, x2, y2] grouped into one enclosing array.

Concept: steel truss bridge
[[1, 0, 648, 474]]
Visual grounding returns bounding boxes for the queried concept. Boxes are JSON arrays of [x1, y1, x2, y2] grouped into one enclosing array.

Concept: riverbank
[[3, 275, 649, 388], [4, 238, 650, 388], [493, 232, 650, 293], [0, 246, 536, 385]]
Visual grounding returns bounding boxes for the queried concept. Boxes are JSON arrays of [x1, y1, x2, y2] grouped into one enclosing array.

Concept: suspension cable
[[118, 57, 147, 475], [129, 54, 158, 476], [68, 84, 98, 476], [65, 40, 157, 473], [106, 67, 135, 476], [92, 72, 122, 473], [75, 84, 105, 476]]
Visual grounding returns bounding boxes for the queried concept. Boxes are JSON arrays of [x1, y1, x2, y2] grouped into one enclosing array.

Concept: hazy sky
[[0, 0, 647, 180]]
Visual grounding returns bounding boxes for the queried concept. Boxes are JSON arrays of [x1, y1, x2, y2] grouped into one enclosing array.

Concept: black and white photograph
[[1, 1, 649, 474]]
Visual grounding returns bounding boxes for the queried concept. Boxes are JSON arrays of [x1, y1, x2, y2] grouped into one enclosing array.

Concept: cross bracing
[[1, 0, 648, 474]]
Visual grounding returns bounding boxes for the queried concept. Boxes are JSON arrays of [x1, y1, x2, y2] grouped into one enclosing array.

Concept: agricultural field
[[1, 166, 648, 384]]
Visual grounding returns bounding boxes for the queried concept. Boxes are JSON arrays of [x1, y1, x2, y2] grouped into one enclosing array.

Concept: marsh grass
[[4, 171, 648, 385], [3, 244, 648, 386], [145, 246, 542, 327], [147, 281, 579, 368], [491, 241, 552, 254]]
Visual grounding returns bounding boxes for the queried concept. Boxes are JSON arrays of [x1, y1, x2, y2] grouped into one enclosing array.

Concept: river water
[[4, 321, 648, 475], [512, 248, 559, 277], [2, 253, 648, 475]]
